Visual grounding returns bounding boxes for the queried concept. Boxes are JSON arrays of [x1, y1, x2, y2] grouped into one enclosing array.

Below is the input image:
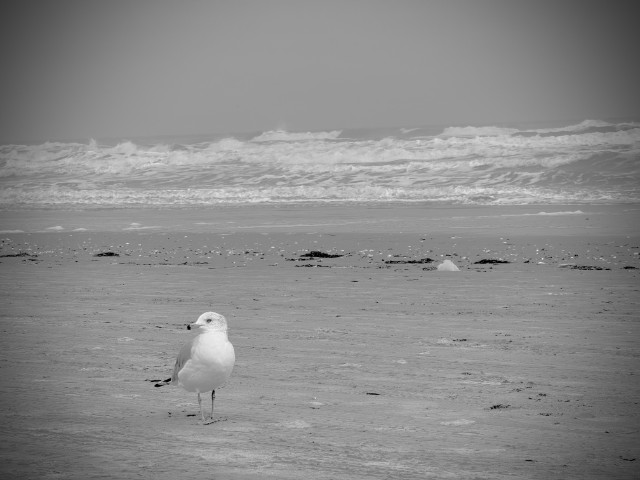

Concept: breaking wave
[[1, 119, 639, 207]]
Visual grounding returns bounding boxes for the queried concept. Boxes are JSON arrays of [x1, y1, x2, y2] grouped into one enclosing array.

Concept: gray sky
[[2, 0, 639, 142]]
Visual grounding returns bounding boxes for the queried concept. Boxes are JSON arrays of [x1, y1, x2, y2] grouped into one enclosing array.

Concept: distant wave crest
[[250, 129, 342, 142], [439, 125, 519, 137]]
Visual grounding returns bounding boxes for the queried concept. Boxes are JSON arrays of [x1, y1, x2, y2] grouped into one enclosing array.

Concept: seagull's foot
[[203, 416, 227, 425]]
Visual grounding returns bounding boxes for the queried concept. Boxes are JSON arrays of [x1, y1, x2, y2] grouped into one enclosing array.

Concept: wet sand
[[1, 204, 639, 479]]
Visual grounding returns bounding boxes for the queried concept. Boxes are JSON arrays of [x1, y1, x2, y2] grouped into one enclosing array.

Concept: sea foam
[[1, 120, 638, 207]]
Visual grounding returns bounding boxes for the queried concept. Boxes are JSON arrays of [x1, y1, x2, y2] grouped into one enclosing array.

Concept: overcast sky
[[2, 0, 639, 142]]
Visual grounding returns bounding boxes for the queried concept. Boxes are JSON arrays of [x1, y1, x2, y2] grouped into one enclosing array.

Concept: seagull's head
[[190, 311, 228, 332]]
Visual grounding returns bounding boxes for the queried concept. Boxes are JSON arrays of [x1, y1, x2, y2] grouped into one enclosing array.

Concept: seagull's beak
[[187, 322, 200, 331]]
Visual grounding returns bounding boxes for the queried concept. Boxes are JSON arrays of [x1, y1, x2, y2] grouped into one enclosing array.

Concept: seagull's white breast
[[176, 331, 235, 393]]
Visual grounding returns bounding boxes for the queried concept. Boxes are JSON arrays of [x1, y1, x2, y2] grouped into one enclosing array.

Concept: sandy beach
[[1, 204, 639, 479]]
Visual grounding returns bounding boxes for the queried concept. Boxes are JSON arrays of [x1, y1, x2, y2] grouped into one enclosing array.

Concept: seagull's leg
[[203, 390, 217, 425], [197, 393, 206, 422]]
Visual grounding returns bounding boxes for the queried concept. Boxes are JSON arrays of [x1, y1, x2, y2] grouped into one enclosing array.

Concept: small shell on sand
[[437, 259, 460, 271]]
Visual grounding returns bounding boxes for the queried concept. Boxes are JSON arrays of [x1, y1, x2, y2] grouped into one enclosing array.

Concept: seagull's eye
[[206, 318, 212, 323]]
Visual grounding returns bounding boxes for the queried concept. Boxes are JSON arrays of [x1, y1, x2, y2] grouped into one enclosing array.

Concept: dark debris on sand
[[299, 250, 344, 259], [569, 265, 611, 271], [558, 264, 612, 271], [384, 257, 434, 265], [475, 259, 510, 265]]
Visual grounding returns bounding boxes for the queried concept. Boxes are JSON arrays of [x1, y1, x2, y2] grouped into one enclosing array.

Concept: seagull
[[172, 312, 235, 424]]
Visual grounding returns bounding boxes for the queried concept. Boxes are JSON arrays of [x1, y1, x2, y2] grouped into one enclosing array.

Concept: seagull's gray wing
[[172, 340, 194, 383]]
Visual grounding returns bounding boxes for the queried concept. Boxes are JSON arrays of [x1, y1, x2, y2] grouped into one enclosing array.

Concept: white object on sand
[[172, 312, 235, 424], [437, 259, 460, 271]]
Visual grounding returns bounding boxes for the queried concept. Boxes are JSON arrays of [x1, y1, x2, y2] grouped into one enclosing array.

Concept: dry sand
[[0, 204, 639, 479]]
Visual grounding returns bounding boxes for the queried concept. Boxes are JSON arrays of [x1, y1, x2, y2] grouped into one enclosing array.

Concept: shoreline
[[1, 203, 639, 236]]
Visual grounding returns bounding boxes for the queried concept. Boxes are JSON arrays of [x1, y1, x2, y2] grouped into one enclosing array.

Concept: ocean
[[1, 119, 639, 208]]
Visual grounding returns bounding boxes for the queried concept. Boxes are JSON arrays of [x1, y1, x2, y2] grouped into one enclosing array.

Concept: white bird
[[172, 312, 235, 424]]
